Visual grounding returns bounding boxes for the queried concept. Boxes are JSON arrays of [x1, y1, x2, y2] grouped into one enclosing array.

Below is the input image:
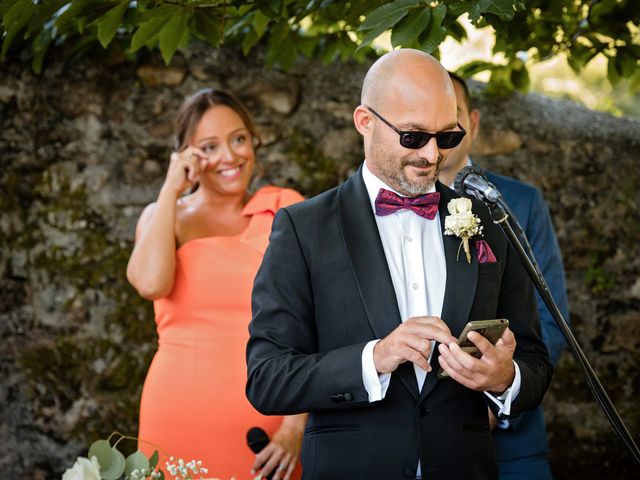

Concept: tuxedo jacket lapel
[[419, 182, 478, 402], [338, 167, 419, 400]]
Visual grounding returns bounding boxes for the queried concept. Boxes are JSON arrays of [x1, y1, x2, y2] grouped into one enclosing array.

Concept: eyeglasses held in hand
[[367, 106, 466, 149]]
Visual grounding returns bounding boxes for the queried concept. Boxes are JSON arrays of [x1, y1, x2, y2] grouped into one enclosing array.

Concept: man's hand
[[373, 316, 456, 374], [437, 327, 517, 393]]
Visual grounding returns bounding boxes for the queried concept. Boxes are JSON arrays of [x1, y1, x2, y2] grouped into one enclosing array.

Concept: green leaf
[[130, 5, 175, 53], [0, 0, 21, 18], [31, 24, 54, 74], [267, 19, 289, 47], [54, 0, 115, 35], [486, 65, 515, 96], [359, 0, 418, 31], [97, 1, 129, 48], [297, 36, 316, 58], [242, 28, 260, 55], [259, 0, 283, 19], [616, 49, 638, 78], [193, 9, 222, 46], [446, 1, 472, 17], [158, 9, 190, 64], [1, 0, 33, 60], [510, 61, 530, 91], [589, 0, 617, 24], [390, 8, 431, 48], [445, 19, 468, 43], [253, 10, 271, 38], [469, 0, 517, 23], [88, 440, 113, 471], [25, 0, 69, 37], [125, 450, 150, 478], [320, 38, 340, 64], [101, 447, 126, 480], [567, 44, 597, 74], [149, 450, 159, 470], [419, 4, 447, 54], [357, 24, 390, 49], [607, 55, 621, 87], [456, 59, 499, 78]]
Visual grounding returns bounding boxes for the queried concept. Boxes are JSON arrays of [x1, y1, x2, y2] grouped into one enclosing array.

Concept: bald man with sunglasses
[[247, 49, 551, 480]]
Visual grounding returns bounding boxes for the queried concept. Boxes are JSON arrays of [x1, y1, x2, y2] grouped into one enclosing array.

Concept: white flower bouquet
[[61, 432, 216, 480]]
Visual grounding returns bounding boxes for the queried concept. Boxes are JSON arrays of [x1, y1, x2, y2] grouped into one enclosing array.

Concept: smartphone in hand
[[437, 319, 509, 378]]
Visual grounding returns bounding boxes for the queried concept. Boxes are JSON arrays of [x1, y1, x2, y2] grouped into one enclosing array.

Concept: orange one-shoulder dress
[[138, 186, 303, 480]]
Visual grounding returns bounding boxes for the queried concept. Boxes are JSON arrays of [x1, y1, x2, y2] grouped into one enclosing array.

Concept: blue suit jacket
[[486, 171, 571, 463]]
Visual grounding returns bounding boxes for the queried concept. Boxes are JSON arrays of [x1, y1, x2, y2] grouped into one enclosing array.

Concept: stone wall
[[0, 45, 638, 479]]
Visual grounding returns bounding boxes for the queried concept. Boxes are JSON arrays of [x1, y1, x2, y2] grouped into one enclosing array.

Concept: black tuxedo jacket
[[247, 167, 552, 480]]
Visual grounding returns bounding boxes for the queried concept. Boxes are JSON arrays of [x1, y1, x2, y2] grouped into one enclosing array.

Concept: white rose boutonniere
[[444, 198, 483, 264]]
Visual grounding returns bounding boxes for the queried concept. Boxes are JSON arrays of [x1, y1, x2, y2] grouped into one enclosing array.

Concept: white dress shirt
[[359, 161, 520, 477]]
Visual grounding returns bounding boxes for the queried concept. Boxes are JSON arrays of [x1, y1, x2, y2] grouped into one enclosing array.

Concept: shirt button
[[412, 283, 419, 290], [405, 236, 413, 242]]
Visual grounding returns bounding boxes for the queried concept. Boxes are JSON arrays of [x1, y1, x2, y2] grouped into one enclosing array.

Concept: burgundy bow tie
[[374, 188, 440, 220]]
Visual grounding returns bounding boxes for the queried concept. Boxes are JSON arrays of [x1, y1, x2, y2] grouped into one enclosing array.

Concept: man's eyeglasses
[[367, 107, 466, 149]]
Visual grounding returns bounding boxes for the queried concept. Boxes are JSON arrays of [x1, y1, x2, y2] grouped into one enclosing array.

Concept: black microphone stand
[[483, 197, 640, 465]]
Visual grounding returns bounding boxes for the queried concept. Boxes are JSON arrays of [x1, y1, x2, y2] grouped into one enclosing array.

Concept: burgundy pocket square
[[476, 240, 497, 264]]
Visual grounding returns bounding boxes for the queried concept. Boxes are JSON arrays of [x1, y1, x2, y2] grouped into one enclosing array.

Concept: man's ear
[[353, 105, 373, 136], [469, 109, 481, 140]]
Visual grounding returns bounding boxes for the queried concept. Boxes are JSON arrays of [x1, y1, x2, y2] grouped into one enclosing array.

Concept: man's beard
[[390, 156, 444, 196]]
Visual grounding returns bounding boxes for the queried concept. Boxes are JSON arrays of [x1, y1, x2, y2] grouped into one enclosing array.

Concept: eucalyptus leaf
[[149, 450, 159, 470], [101, 447, 126, 480], [88, 439, 113, 471], [125, 450, 150, 478]]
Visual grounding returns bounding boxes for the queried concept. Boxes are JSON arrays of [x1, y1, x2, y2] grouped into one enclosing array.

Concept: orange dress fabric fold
[[138, 186, 304, 480]]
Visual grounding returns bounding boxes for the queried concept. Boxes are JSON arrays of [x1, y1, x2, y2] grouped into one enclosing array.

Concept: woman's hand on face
[[251, 424, 303, 480], [162, 147, 209, 197]]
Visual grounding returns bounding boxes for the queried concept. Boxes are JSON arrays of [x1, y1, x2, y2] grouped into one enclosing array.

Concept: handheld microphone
[[454, 165, 501, 204], [247, 427, 272, 479], [247, 426, 270, 453]]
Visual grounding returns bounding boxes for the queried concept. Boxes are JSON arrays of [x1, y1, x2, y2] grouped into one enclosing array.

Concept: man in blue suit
[[439, 72, 571, 480]]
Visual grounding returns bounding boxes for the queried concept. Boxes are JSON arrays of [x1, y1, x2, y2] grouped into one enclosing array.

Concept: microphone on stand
[[247, 427, 273, 479], [453, 164, 541, 276], [453, 165, 502, 203]]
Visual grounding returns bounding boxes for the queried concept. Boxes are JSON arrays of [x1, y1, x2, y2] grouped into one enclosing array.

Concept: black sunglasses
[[367, 106, 466, 149]]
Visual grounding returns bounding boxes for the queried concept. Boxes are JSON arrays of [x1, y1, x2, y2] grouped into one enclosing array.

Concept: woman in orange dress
[[126, 89, 306, 480]]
